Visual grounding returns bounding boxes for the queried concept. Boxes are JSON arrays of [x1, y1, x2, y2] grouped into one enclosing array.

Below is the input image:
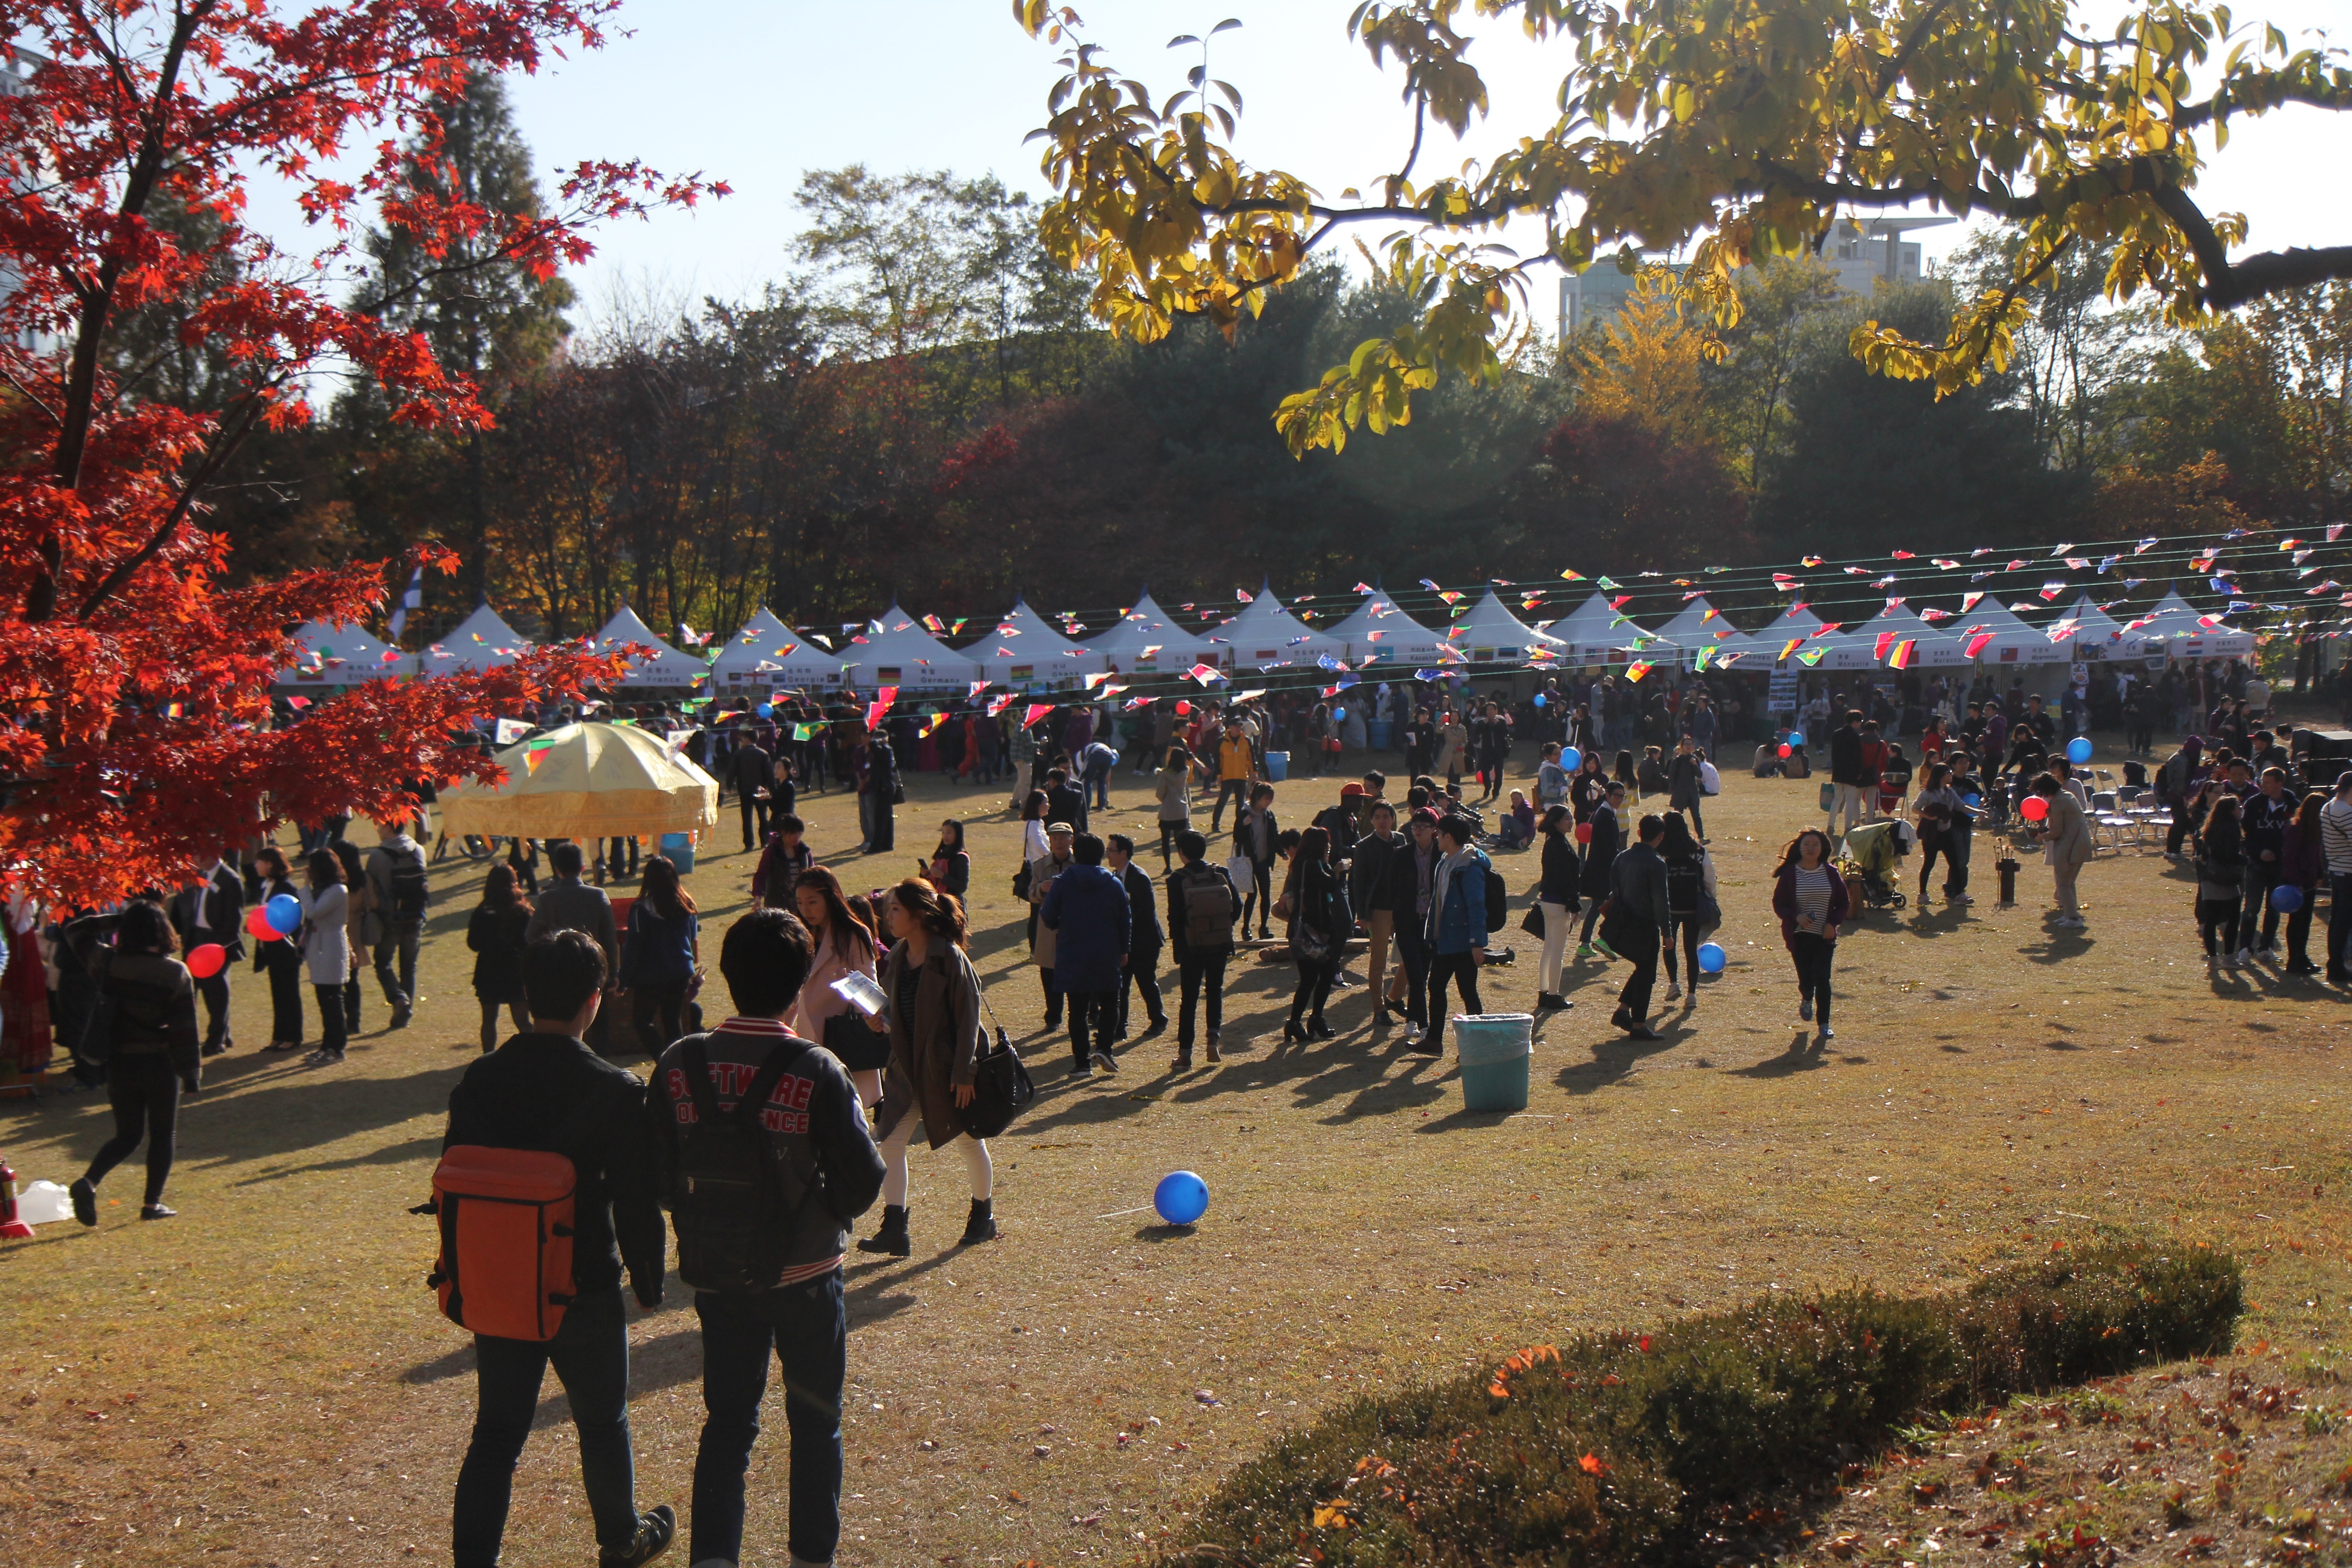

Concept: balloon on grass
[[2066, 736, 2093, 765], [1696, 942, 1727, 975], [2019, 796, 2049, 823], [1153, 1171, 1209, 1226], [265, 893, 303, 935], [2272, 883, 2304, 912], [186, 943, 225, 979]]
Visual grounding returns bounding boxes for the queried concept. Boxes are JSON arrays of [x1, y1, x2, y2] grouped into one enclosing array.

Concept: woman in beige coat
[[856, 877, 995, 1256], [2029, 772, 2093, 931]]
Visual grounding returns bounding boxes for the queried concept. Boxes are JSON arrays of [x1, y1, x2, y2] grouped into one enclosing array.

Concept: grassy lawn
[[1, 735, 2346, 1566]]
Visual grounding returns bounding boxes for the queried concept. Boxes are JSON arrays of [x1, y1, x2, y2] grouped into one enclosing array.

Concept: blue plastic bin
[[1265, 750, 1289, 782], [1368, 720, 1395, 752], [659, 831, 696, 874], [1453, 1013, 1533, 1112]]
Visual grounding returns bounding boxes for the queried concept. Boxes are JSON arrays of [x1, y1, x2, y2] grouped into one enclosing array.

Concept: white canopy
[[1642, 595, 1748, 668], [2052, 594, 2146, 661], [1323, 586, 1446, 669], [1821, 603, 1968, 669], [838, 604, 984, 691], [588, 604, 712, 690], [1946, 596, 2068, 666], [279, 617, 402, 686], [1542, 592, 1646, 665], [1086, 592, 1208, 674], [1445, 588, 1567, 667], [967, 595, 1097, 689], [707, 607, 842, 691], [2128, 588, 2257, 658], [416, 603, 532, 676], [1210, 582, 1343, 671], [1715, 601, 1825, 666]]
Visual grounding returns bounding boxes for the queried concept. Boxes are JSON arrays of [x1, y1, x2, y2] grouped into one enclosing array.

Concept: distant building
[[1, 46, 45, 355], [1557, 216, 1951, 340]]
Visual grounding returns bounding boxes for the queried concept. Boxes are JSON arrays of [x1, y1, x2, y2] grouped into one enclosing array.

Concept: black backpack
[[386, 847, 430, 921], [1179, 864, 1237, 950], [666, 1037, 817, 1294], [1479, 850, 1507, 934]]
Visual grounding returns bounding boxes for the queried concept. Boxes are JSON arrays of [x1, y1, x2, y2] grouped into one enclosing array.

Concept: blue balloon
[[265, 892, 303, 936], [2271, 883, 2305, 913], [1153, 1170, 1210, 1226], [1560, 746, 1583, 771], [756, 702, 773, 718], [1532, 692, 1547, 707], [1960, 793, 1982, 809], [1332, 707, 1346, 722], [1696, 941, 1727, 975], [2066, 736, 2093, 765]]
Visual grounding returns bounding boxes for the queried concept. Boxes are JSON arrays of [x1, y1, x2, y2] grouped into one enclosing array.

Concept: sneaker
[[1592, 937, 1617, 960], [139, 1203, 177, 1221], [1070, 1060, 1093, 1078], [1574, 943, 1594, 957], [1817, 1027, 1836, 1043], [1172, 1051, 1193, 1070], [1946, 892, 1973, 906], [2223, 953, 2240, 970], [1665, 980, 1683, 1002], [70, 1177, 96, 1227], [1205, 1036, 1222, 1063], [1406, 1035, 1443, 1057], [2234, 946, 2253, 967], [1798, 995, 1814, 1023], [303, 1048, 344, 1066], [598, 1504, 676, 1568], [1090, 1049, 1120, 1073]]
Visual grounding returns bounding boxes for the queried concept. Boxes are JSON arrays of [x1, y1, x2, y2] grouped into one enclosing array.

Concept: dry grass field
[[1, 734, 2347, 1567]]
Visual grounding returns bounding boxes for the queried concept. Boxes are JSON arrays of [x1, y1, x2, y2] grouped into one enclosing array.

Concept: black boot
[[959, 1197, 998, 1246], [857, 1204, 911, 1257]]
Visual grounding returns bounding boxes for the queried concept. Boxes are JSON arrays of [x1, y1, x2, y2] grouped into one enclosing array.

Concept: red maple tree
[[0, 1, 724, 904]]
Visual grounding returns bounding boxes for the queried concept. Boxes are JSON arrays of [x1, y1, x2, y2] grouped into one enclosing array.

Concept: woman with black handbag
[[789, 865, 886, 1107], [856, 878, 997, 1255], [1278, 826, 1349, 1042]]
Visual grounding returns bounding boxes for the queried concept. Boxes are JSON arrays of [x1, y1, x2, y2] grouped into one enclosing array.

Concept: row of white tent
[[277, 583, 2257, 694]]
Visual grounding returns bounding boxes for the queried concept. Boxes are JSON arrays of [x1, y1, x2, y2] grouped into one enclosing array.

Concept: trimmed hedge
[[1170, 1241, 2241, 1567]]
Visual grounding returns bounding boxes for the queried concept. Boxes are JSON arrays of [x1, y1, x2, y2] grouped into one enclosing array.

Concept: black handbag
[[1011, 860, 1033, 901], [822, 1009, 891, 1073], [958, 994, 1034, 1140], [1518, 901, 1546, 936]]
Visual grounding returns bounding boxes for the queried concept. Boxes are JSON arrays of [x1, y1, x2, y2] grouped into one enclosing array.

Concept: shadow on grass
[[234, 1131, 441, 1184], [1726, 1034, 1835, 1078]]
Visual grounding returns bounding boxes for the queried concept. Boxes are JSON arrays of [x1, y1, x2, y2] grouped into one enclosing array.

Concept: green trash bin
[[1453, 1013, 1533, 1112]]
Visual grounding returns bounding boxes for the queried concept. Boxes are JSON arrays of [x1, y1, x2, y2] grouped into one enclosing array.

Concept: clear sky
[[249, 0, 2352, 326]]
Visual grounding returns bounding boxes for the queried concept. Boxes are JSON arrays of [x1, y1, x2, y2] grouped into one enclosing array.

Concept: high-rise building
[[1556, 215, 1952, 340], [1, 46, 46, 355]]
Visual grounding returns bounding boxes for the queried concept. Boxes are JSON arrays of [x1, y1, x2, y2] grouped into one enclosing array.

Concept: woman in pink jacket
[[789, 865, 884, 1107]]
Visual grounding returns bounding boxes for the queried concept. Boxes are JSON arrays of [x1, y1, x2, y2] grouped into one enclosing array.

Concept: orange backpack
[[421, 1146, 578, 1341]]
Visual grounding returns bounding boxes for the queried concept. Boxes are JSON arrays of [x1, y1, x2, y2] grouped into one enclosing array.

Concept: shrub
[[1169, 1241, 2240, 1567]]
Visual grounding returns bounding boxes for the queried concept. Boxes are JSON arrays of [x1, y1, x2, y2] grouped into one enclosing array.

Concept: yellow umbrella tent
[[439, 722, 718, 845]]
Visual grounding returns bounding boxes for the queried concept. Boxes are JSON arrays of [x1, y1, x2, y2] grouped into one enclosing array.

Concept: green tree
[[1705, 255, 1850, 490], [1948, 227, 2151, 473]]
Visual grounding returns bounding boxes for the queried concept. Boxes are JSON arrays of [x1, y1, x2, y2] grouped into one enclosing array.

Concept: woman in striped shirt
[[1769, 828, 1849, 1044]]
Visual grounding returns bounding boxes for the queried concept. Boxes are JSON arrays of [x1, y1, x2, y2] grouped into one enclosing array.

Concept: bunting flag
[[2332, 524, 2348, 543], [1624, 661, 1654, 683], [1559, 568, 1585, 581], [1139, 644, 1162, 658], [1609, 594, 1633, 609], [874, 685, 898, 708], [922, 613, 946, 632], [1123, 695, 1154, 710], [2006, 559, 2027, 571], [1800, 555, 1823, 567], [1186, 662, 1227, 685], [1778, 637, 1805, 662], [1960, 592, 1984, 611], [1919, 608, 1953, 621], [1693, 646, 1715, 671], [968, 681, 989, 698], [2039, 583, 2067, 600], [2049, 541, 2074, 556], [1873, 631, 1897, 662], [1354, 581, 1374, 593], [1887, 639, 1916, 669], [1083, 671, 1114, 690], [1102, 682, 1128, 697], [2063, 556, 2089, 569], [984, 694, 1015, 717], [1701, 607, 1720, 622], [524, 749, 548, 774], [1890, 550, 1915, 560], [863, 701, 891, 729], [1438, 590, 1464, 605], [1964, 628, 1996, 658], [1022, 703, 1054, 728], [1796, 647, 1827, 666], [1594, 575, 1619, 590], [1932, 558, 1961, 568]]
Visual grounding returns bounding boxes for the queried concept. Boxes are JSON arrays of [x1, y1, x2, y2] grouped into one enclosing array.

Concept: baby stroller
[[1840, 819, 1910, 911]]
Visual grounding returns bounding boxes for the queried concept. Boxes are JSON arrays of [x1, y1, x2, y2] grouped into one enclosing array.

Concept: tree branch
[[2152, 183, 2352, 309], [73, 394, 263, 621]]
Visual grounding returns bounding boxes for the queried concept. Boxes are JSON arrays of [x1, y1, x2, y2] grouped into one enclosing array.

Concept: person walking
[[2321, 772, 2352, 986], [1106, 833, 1168, 1040], [644, 910, 885, 1568], [1154, 746, 1195, 869], [2195, 795, 2247, 970], [445, 931, 675, 1568], [1392, 807, 1440, 1036], [1208, 720, 1254, 833], [1605, 814, 1669, 1039], [68, 901, 200, 1225], [1233, 783, 1280, 940], [1349, 799, 1411, 1027], [2237, 766, 2294, 964], [1577, 781, 1627, 955], [1656, 810, 1716, 1005], [1412, 813, 1490, 1056], [363, 818, 430, 1029], [1911, 762, 1975, 907], [1533, 804, 1579, 1012], [2027, 771, 2093, 932], [856, 878, 999, 1254], [789, 864, 884, 1108], [1164, 829, 1240, 1068], [729, 727, 773, 851], [168, 855, 243, 1056], [750, 813, 813, 911], [299, 849, 351, 1066], [1040, 833, 1130, 1077], [1666, 734, 1707, 842], [1024, 821, 1077, 1030], [1827, 709, 1870, 836], [252, 845, 306, 1053], [1770, 828, 1848, 1044], [922, 819, 971, 902], [2278, 790, 2327, 976], [619, 857, 699, 1058], [466, 863, 533, 1052], [1278, 825, 1350, 1042]]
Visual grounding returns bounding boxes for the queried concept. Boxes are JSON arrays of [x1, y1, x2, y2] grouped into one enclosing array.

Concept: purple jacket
[[1769, 862, 1851, 951]]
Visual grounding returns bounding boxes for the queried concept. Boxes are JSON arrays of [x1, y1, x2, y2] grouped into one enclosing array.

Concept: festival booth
[[1086, 591, 1209, 676], [416, 602, 533, 676], [839, 604, 984, 692], [1210, 582, 1344, 673], [1731, 601, 1829, 665], [1643, 595, 1747, 670], [1822, 603, 1970, 670], [2053, 593, 2148, 662], [588, 604, 712, 693], [1950, 598, 2070, 671], [277, 618, 404, 690], [1445, 588, 1567, 672], [707, 606, 842, 695], [967, 594, 1096, 691], [1541, 592, 1644, 667], [1323, 586, 1446, 670], [2131, 589, 2258, 662], [440, 721, 720, 844]]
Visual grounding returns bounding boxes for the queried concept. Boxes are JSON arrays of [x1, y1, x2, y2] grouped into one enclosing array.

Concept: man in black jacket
[[1044, 764, 1089, 837], [1828, 709, 1869, 837], [446, 931, 675, 1568], [1164, 829, 1240, 1067], [645, 909, 885, 1568], [1348, 800, 1411, 1026], [729, 727, 773, 850], [1608, 814, 1671, 1040], [169, 857, 244, 1055], [1106, 833, 1169, 1039]]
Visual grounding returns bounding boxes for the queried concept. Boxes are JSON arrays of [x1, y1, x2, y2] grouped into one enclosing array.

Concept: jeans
[[691, 1275, 848, 1568], [83, 1068, 178, 1205], [857, 792, 874, 848], [313, 984, 347, 1056], [630, 977, 691, 1056], [2167, 803, 2193, 855], [1176, 952, 1228, 1047], [1086, 773, 1110, 809], [344, 971, 362, 1032], [1066, 987, 1117, 1067], [2053, 861, 2082, 919], [1791, 932, 1834, 1029], [1117, 951, 1166, 1034], [1616, 918, 1659, 1019], [2241, 861, 2281, 948], [374, 920, 421, 1011], [2329, 874, 2352, 978], [1658, 914, 1701, 987], [1241, 858, 1274, 936], [2199, 896, 2240, 956], [1210, 779, 1250, 830], [451, 1287, 640, 1567], [1425, 950, 1482, 1046], [2286, 900, 2315, 967], [1393, 914, 1432, 1026]]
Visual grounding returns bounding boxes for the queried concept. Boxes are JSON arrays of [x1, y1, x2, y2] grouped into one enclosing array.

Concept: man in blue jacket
[[1040, 833, 1131, 1077], [1412, 813, 1489, 1057]]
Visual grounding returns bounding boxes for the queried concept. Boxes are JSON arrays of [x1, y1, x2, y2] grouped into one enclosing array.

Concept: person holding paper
[[789, 866, 883, 1107]]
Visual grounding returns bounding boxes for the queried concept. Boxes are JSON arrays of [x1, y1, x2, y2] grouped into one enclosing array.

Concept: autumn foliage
[[0, 1, 719, 903]]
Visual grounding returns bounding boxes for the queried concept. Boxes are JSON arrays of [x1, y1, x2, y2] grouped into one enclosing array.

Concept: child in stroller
[[1840, 819, 1912, 911]]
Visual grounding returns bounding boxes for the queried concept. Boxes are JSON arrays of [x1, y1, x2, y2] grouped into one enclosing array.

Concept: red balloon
[[186, 942, 226, 979], [1574, 822, 1593, 844], [1174, 701, 1191, 716], [1777, 743, 1793, 758], [2019, 795, 2049, 823], [245, 905, 282, 941]]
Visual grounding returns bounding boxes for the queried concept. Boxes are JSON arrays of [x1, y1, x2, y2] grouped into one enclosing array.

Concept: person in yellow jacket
[[1210, 720, 1255, 832]]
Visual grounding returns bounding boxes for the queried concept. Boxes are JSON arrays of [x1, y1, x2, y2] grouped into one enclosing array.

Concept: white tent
[[1210, 582, 1343, 672], [1323, 586, 1446, 669], [838, 604, 984, 691], [1947, 596, 2068, 666], [1542, 592, 1646, 665], [2051, 593, 2147, 662], [1716, 601, 1825, 666], [1642, 595, 1749, 669], [414, 602, 533, 677], [967, 594, 1097, 689], [588, 604, 712, 690], [707, 606, 843, 691], [1822, 603, 1968, 670], [1085, 591, 1208, 675], [279, 617, 402, 687], [2129, 588, 2257, 659], [1443, 588, 1568, 668]]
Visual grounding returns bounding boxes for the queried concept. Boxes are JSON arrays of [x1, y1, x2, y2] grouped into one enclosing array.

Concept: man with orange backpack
[[439, 931, 676, 1568]]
